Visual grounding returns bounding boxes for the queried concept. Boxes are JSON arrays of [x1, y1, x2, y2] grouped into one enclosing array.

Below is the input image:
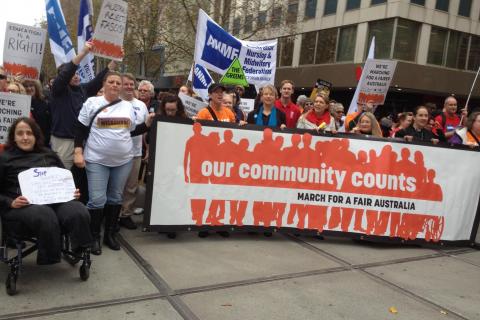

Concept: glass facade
[[435, 0, 449, 11], [458, 0, 472, 17], [337, 26, 356, 62], [393, 19, 420, 61], [427, 27, 448, 65], [446, 31, 469, 69], [324, 0, 337, 15], [346, 0, 361, 11], [368, 19, 394, 59], [279, 36, 295, 67], [304, 0, 317, 19], [317, 28, 338, 63], [299, 32, 317, 65]]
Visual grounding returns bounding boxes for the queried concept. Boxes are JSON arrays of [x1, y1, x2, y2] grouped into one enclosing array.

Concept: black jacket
[[50, 62, 108, 138], [0, 147, 64, 212], [30, 97, 51, 145], [396, 125, 444, 142]]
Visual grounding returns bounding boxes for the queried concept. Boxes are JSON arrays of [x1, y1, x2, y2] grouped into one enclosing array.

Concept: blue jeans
[[85, 161, 133, 209]]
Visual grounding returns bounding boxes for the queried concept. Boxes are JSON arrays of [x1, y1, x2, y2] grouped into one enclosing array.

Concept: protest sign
[[309, 79, 332, 100], [3, 22, 46, 80], [144, 120, 480, 245], [91, 0, 127, 60], [0, 93, 31, 144], [18, 167, 76, 205], [219, 58, 248, 87], [179, 93, 208, 118], [238, 98, 255, 114], [194, 9, 277, 88], [357, 59, 397, 105], [192, 63, 214, 102]]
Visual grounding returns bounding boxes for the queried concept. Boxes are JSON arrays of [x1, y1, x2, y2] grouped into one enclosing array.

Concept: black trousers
[[3, 200, 92, 265]]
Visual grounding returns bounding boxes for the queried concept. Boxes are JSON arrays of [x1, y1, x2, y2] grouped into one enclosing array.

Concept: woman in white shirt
[[73, 71, 152, 255]]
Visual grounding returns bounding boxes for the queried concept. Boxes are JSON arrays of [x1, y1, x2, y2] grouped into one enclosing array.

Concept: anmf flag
[[194, 9, 277, 88], [77, 0, 95, 83], [192, 63, 214, 102], [45, 0, 76, 67]]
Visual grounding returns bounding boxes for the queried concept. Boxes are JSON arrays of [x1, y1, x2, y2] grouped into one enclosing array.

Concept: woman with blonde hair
[[351, 112, 383, 137], [247, 84, 286, 128], [297, 94, 336, 131]]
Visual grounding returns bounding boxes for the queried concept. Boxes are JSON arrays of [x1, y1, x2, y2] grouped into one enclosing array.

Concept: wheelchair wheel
[[6, 273, 17, 296], [79, 263, 90, 281]]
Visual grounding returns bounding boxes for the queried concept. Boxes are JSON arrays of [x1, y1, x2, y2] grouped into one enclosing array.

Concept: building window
[[368, 19, 394, 59], [316, 28, 338, 63], [346, 0, 361, 10], [410, 0, 425, 5], [300, 32, 317, 65], [427, 27, 448, 65], [232, 17, 241, 35], [278, 36, 295, 67], [271, 6, 282, 27], [435, 0, 449, 11], [393, 19, 420, 61], [458, 0, 472, 17], [446, 31, 469, 69], [324, 0, 337, 15], [304, 0, 317, 20], [337, 26, 357, 62], [287, 2, 299, 24], [257, 11, 267, 29], [244, 15, 253, 33], [468, 36, 480, 71], [371, 0, 387, 5]]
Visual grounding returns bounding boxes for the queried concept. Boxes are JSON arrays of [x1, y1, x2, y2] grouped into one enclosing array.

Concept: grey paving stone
[[120, 230, 341, 290], [29, 298, 183, 320], [305, 236, 439, 265], [366, 256, 480, 320], [453, 251, 480, 267], [181, 270, 456, 320], [0, 248, 158, 316]]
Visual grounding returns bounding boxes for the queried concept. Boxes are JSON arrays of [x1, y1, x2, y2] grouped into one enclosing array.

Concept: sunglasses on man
[[0, 74, 7, 80]]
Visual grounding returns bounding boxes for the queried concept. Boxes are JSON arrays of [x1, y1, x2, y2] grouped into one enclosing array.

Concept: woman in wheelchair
[[0, 117, 92, 265]]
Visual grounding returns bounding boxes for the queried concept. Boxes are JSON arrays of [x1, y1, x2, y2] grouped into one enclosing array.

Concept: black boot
[[89, 208, 104, 255], [103, 205, 121, 251]]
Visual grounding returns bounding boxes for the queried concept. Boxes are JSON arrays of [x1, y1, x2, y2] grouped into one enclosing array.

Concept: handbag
[[71, 99, 121, 204]]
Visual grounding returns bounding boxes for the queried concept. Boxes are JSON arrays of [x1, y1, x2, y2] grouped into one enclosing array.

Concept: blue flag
[[192, 63, 214, 102], [45, 0, 76, 67], [77, 0, 95, 83]]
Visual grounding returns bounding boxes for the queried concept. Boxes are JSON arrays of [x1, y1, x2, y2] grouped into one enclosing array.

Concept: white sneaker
[[133, 208, 144, 215]]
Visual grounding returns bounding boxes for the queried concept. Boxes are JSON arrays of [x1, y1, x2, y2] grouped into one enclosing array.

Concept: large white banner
[[3, 22, 47, 80], [194, 9, 277, 88], [91, 0, 127, 61], [0, 93, 31, 144], [146, 120, 480, 243]]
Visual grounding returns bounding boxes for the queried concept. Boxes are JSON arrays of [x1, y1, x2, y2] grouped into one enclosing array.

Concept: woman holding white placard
[[0, 117, 92, 265]]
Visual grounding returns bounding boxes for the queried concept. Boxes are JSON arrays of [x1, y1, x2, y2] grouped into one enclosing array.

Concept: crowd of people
[[0, 40, 479, 263]]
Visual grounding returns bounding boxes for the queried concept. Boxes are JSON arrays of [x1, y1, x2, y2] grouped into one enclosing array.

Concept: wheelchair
[[0, 216, 92, 295]]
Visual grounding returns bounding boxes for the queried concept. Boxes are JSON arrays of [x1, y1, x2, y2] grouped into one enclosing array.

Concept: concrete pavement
[[0, 217, 479, 320]]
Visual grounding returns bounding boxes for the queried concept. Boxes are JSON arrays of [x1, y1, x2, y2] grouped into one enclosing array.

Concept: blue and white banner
[[192, 63, 214, 102], [77, 0, 95, 83], [45, 0, 76, 67], [194, 9, 277, 88]]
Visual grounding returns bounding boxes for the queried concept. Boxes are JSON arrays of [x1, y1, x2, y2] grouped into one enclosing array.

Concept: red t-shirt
[[274, 99, 301, 128], [434, 112, 460, 133]]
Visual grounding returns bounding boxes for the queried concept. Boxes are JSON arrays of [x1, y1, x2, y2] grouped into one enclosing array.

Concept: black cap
[[208, 83, 226, 94]]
